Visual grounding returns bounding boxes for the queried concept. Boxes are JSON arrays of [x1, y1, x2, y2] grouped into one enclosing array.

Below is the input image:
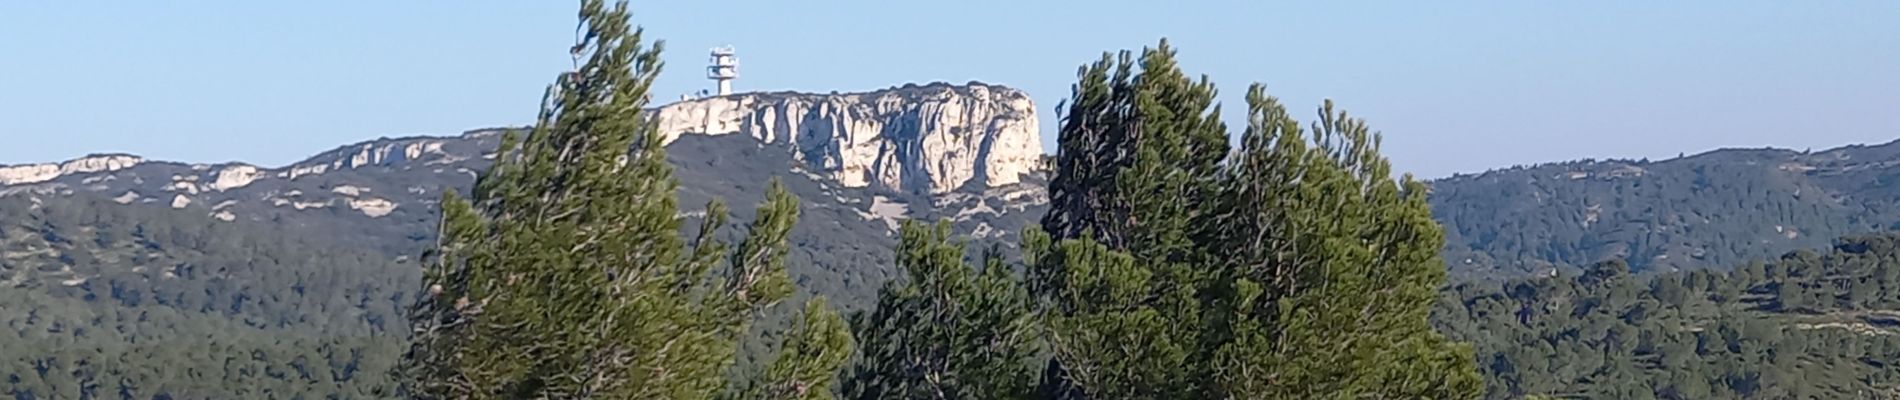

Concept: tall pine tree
[[1206, 85, 1481, 398], [400, 1, 837, 398], [1030, 39, 1228, 399], [1029, 40, 1481, 399]]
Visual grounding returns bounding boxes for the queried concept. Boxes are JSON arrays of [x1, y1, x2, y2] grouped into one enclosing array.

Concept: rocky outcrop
[[0, 155, 143, 185], [0, 133, 496, 222], [653, 82, 1043, 194]]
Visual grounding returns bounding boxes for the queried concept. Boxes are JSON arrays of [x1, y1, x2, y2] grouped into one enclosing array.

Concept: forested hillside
[[1438, 233, 1900, 399], [1434, 141, 1900, 279], [0, 195, 414, 398]]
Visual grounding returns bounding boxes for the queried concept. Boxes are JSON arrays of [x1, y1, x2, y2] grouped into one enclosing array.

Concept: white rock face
[[348, 198, 397, 217], [859, 196, 910, 232], [332, 185, 368, 196], [652, 83, 1043, 194], [211, 165, 263, 191], [277, 138, 451, 180], [62, 155, 143, 175], [0, 164, 59, 185], [283, 164, 329, 180], [170, 195, 191, 209], [0, 155, 142, 185]]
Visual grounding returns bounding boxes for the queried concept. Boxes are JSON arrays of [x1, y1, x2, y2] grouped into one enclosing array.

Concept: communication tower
[[708, 46, 738, 96]]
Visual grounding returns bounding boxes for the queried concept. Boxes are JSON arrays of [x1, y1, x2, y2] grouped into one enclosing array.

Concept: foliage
[[401, 1, 829, 398], [843, 221, 1038, 400], [1025, 40, 1480, 399], [1430, 144, 1900, 279], [1437, 233, 1900, 399], [22, 8, 1900, 399], [737, 297, 854, 400], [1029, 40, 1226, 399], [0, 194, 412, 399]]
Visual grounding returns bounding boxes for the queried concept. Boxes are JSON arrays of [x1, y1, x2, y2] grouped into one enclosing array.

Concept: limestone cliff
[[0, 155, 143, 185], [653, 82, 1043, 194]]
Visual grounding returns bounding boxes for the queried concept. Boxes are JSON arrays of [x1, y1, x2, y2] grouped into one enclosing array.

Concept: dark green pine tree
[[740, 297, 855, 400], [1029, 40, 1481, 399], [844, 220, 1038, 400], [1207, 85, 1481, 398], [400, 1, 830, 398], [1029, 39, 1227, 400]]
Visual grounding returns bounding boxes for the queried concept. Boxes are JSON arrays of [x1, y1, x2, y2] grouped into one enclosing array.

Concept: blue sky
[[3, 2, 1897, 178]]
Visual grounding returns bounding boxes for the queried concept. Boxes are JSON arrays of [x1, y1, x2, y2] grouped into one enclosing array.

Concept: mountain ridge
[[0, 83, 1054, 316], [1432, 133, 1900, 278]]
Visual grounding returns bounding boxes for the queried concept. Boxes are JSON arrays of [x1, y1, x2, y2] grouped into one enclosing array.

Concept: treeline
[[0, 290, 403, 398], [0, 195, 415, 398], [1438, 234, 1900, 399]]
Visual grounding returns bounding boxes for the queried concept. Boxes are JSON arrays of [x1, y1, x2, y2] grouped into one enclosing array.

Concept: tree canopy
[[401, 1, 839, 398]]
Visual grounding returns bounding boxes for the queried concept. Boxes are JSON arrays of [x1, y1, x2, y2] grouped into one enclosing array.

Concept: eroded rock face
[[211, 165, 263, 191], [652, 82, 1043, 194], [0, 155, 143, 185]]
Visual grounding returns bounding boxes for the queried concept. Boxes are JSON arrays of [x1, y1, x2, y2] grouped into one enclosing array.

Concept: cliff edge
[[653, 82, 1042, 194]]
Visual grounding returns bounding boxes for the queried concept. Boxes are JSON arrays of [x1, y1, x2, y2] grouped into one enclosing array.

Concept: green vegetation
[[16, 1, 1900, 399], [400, 1, 840, 398], [740, 297, 854, 400], [1432, 144, 1900, 279], [1022, 41, 1479, 399], [841, 41, 1482, 399], [0, 23, 1491, 399], [1438, 233, 1900, 399], [0, 194, 412, 398], [842, 221, 1038, 400]]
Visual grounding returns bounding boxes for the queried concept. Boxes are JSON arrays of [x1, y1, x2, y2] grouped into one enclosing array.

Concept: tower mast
[[708, 46, 738, 96]]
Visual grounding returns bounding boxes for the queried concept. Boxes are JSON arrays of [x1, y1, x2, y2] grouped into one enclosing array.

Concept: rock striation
[[0, 155, 143, 185], [653, 82, 1043, 194]]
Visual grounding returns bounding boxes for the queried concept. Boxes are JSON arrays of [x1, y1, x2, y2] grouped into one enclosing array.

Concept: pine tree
[[400, 1, 808, 398], [1029, 39, 1227, 400], [741, 297, 854, 400], [1208, 86, 1481, 399], [844, 220, 1038, 400], [1028, 40, 1480, 399]]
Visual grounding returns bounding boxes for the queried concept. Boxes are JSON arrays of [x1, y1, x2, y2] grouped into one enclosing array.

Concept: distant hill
[[0, 194, 412, 398], [1432, 139, 1900, 279], [1435, 233, 1900, 398]]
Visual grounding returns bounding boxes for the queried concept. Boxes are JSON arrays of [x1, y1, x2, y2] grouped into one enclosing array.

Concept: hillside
[[0, 133, 1050, 398], [1433, 140, 1900, 279], [1436, 233, 1900, 399], [0, 83, 1052, 315], [0, 194, 412, 398], [0, 84, 1054, 398]]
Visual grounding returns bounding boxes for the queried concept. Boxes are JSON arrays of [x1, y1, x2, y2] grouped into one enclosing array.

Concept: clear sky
[[3, 2, 1897, 178]]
